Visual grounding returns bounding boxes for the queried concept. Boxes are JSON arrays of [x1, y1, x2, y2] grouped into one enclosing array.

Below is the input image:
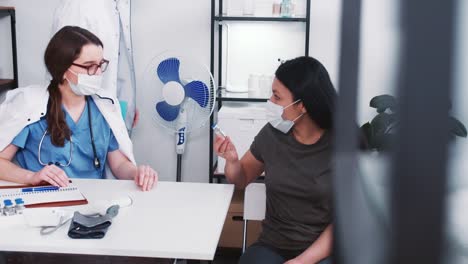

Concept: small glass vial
[[212, 123, 227, 138], [3, 199, 16, 216], [280, 0, 291, 17], [290, 0, 296, 17], [14, 198, 26, 214]]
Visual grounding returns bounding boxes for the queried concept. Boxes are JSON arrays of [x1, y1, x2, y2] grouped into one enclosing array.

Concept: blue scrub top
[[12, 98, 119, 179]]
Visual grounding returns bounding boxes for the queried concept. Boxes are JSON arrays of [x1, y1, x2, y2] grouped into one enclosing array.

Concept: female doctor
[[0, 26, 157, 191]]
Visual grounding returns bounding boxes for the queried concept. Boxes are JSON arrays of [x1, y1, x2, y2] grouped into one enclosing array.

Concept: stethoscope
[[37, 96, 111, 169], [38, 130, 73, 167]]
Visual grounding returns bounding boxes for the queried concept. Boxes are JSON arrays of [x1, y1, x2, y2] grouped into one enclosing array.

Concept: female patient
[[215, 57, 335, 263], [0, 26, 157, 191]]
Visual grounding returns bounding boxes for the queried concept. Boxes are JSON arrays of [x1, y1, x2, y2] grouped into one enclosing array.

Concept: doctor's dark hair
[[275, 56, 337, 130], [44, 26, 103, 146]]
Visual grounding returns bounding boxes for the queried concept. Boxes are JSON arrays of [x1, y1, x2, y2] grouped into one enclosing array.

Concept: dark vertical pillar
[[391, 1, 455, 263], [333, 0, 362, 263]]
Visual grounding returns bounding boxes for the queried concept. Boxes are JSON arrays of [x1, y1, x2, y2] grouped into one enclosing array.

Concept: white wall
[[309, 0, 341, 85], [357, 0, 400, 124], [0, 9, 14, 79], [452, 0, 468, 161], [449, 0, 468, 191], [453, 0, 468, 134]]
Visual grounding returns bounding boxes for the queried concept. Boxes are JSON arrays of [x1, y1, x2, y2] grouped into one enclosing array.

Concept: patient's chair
[[242, 183, 266, 253]]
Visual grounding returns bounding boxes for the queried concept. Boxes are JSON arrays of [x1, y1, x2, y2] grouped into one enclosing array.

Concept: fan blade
[[184, 80, 209, 108], [157, 58, 181, 84], [156, 101, 180, 121]]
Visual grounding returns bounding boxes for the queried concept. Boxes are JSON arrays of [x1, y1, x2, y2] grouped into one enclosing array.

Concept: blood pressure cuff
[[68, 211, 112, 239]]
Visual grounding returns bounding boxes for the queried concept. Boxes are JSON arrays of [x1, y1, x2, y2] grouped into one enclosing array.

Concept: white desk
[[0, 179, 234, 260]]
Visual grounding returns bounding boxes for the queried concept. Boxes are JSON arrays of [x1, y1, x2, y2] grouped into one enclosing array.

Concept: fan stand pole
[[176, 154, 182, 182]]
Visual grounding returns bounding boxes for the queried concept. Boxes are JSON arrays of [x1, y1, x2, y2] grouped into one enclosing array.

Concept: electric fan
[[143, 52, 216, 182]]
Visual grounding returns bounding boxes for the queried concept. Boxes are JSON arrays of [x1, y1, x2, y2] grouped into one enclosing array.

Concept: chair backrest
[[243, 183, 266, 221]]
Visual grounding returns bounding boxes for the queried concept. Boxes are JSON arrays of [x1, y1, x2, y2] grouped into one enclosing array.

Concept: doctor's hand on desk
[[26, 164, 69, 187], [107, 150, 158, 191], [134, 165, 158, 191]]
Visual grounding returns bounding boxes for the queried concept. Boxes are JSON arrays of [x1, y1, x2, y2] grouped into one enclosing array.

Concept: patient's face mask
[[266, 99, 304, 134], [66, 69, 103, 96]]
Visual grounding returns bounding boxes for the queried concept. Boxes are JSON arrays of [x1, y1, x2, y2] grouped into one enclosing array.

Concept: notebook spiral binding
[[0, 187, 78, 198]]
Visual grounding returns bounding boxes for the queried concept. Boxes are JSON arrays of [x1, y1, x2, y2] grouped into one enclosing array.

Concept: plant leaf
[[449, 116, 467, 137], [370, 94, 397, 113], [371, 113, 398, 137]]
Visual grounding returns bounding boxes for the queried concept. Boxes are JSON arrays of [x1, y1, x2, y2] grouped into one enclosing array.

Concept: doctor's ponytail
[[44, 26, 103, 147], [46, 79, 70, 147]]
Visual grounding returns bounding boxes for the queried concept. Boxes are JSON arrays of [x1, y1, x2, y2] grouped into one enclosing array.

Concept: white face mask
[[266, 99, 304, 134], [66, 69, 103, 96]]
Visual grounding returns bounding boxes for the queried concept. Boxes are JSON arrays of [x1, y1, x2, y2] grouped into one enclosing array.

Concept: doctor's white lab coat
[[51, 0, 137, 132]]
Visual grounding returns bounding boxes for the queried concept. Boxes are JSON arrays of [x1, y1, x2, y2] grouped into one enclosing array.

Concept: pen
[[22, 186, 60, 193]]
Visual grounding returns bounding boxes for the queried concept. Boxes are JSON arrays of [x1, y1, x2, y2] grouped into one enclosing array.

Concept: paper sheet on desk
[[0, 184, 87, 207], [0, 214, 27, 228]]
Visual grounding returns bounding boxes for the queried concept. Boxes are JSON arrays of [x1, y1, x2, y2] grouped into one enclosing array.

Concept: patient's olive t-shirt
[[250, 124, 333, 252]]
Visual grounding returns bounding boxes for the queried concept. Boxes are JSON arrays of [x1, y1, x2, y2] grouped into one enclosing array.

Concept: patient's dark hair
[[44, 26, 103, 146], [275, 56, 337, 130]]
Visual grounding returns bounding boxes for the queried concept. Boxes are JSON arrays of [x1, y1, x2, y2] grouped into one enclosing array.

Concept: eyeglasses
[[71, 59, 109, 76], [38, 130, 73, 167]]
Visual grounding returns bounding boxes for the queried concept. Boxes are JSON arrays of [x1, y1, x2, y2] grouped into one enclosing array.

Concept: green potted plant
[[360, 94, 467, 151]]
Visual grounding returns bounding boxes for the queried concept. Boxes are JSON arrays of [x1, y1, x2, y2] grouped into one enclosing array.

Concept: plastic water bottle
[[14, 198, 26, 214], [3, 199, 16, 216]]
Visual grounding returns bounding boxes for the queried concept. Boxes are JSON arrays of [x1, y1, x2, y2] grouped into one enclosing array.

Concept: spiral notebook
[[0, 184, 88, 208]]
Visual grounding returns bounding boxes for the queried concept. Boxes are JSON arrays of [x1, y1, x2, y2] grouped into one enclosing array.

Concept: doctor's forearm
[[112, 161, 137, 180], [0, 158, 35, 184]]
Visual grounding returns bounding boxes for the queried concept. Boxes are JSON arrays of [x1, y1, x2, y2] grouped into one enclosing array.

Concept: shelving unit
[[209, 0, 311, 183], [217, 89, 272, 102], [0, 7, 18, 91]]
